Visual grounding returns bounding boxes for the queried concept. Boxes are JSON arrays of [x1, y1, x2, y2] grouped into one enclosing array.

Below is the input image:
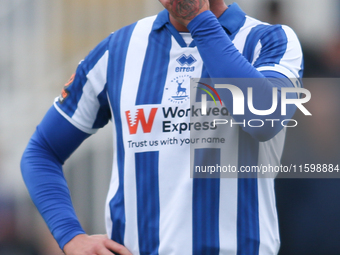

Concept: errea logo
[[176, 54, 196, 66], [176, 54, 196, 72]]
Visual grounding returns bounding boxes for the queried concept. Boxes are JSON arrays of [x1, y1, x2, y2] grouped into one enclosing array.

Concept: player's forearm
[[187, 11, 297, 141], [21, 106, 90, 249], [187, 11, 263, 79], [21, 129, 85, 249]]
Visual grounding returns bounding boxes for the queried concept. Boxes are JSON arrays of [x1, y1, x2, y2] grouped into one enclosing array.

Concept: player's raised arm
[[160, 0, 303, 141]]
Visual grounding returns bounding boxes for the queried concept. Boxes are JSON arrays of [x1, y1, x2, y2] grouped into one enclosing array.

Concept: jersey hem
[[53, 100, 98, 135]]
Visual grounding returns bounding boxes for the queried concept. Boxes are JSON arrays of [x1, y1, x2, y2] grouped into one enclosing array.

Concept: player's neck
[[169, 2, 228, 32]]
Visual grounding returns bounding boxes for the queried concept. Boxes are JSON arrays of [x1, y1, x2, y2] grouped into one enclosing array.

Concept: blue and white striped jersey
[[54, 3, 303, 255]]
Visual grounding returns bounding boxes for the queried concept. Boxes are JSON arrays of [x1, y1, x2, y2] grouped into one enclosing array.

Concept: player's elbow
[[21, 129, 62, 183], [20, 149, 29, 179], [20, 136, 41, 184], [20, 143, 37, 190]]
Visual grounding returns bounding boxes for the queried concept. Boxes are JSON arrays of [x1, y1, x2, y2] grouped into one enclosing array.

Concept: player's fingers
[[103, 239, 132, 255], [96, 246, 117, 255]]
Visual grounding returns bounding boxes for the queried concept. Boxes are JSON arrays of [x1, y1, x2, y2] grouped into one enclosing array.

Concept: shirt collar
[[152, 9, 170, 31], [152, 2, 246, 33]]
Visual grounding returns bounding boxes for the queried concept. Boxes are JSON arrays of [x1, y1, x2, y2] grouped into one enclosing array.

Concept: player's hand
[[63, 234, 132, 255], [159, 0, 209, 26]]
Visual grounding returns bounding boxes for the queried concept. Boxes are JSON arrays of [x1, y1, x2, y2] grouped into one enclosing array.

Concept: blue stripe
[[237, 129, 260, 255], [241, 25, 267, 64], [165, 23, 188, 48], [57, 35, 112, 117], [107, 23, 137, 244], [193, 148, 220, 255], [135, 151, 160, 255], [92, 89, 111, 129], [136, 28, 172, 105], [243, 24, 287, 67]]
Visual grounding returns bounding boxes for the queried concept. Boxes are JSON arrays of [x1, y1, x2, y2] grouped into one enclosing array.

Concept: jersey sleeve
[[21, 106, 90, 250], [54, 34, 113, 134], [252, 25, 304, 85], [21, 34, 114, 250]]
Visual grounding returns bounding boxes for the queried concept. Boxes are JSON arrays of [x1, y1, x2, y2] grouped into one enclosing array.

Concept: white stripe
[[158, 37, 191, 255], [257, 128, 286, 179], [119, 15, 156, 254], [233, 16, 266, 54], [219, 178, 238, 255], [257, 129, 286, 254], [158, 36, 205, 255], [158, 147, 193, 255], [218, 126, 239, 255], [120, 16, 156, 110], [123, 154, 139, 254], [280, 25, 303, 80], [105, 93, 119, 239], [252, 40, 262, 65], [88, 51, 109, 95], [72, 51, 109, 130], [160, 36, 203, 104], [257, 178, 281, 255]]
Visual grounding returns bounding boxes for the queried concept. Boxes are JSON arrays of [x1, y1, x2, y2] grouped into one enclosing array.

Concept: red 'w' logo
[[125, 108, 158, 134]]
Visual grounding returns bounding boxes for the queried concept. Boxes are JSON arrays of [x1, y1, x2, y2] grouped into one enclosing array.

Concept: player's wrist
[[63, 234, 88, 254], [187, 10, 218, 33], [186, 10, 212, 27], [180, 4, 210, 27]]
